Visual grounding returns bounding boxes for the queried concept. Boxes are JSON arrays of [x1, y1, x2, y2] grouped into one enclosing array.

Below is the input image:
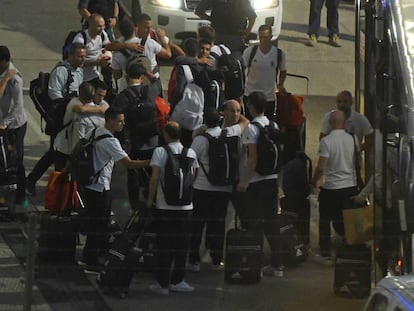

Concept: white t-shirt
[[241, 116, 278, 183], [319, 129, 357, 189], [321, 110, 373, 144], [86, 127, 128, 192], [138, 34, 164, 75], [191, 126, 240, 192], [73, 30, 111, 81], [150, 142, 199, 211], [112, 36, 140, 92], [243, 45, 286, 101]]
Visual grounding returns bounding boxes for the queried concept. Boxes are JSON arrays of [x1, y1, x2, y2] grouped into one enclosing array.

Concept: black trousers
[[9, 122, 27, 201], [232, 178, 283, 267], [82, 188, 112, 265], [318, 186, 358, 257], [27, 133, 56, 183], [153, 209, 191, 288], [189, 189, 231, 265]]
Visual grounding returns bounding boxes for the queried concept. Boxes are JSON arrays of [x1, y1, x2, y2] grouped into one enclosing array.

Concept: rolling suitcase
[[224, 214, 263, 284], [277, 210, 307, 268], [333, 243, 371, 298]]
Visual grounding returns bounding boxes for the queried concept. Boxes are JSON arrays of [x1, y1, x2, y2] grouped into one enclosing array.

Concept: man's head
[[247, 91, 266, 117], [258, 24, 272, 50], [88, 13, 106, 37], [135, 13, 153, 39], [126, 62, 146, 81], [335, 90, 353, 114], [163, 121, 181, 142], [119, 18, 135, 39], [181, 38, 198, 57], [197, 26, 215, 45], [0, 45, 11, 75], [92, 80, 108, 104], [329, 110, 347, 129], [79, 82, 95, 104], [204, 107, 221, 128], [105, 106, 125, 133], [223, 99, 242, 126], [198, 38, 212, 58], [67, 43, 87, 68]]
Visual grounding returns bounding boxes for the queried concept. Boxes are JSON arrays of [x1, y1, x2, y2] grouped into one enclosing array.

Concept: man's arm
[[244, 16, 256, 38], [0, 69, 16, 97], [147, 165, 160, 207], [119, 157, 150, 169], [237, 143, 257, 192], [72, 103, 107, 114], [155, 29, 172, 59], [310, 156, 328, 188]]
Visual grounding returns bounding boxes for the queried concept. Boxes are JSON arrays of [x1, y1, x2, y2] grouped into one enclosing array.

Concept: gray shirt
[[48, 61, 83, 100], [0, 62, 27, 129]]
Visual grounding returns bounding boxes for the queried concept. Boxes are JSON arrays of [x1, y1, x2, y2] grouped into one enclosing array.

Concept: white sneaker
[[187, 262, 201, 272], [313, 254, 333, 266], [169, 280, 195, 292], [262, 265, 284, 277], [149, 283, 169, 295]]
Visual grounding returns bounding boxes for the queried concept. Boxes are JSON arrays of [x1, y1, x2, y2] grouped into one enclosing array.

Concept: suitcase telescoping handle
[[286, 73, 309, 97]]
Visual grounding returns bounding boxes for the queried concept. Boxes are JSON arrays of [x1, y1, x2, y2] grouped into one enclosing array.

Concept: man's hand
[[0, 124, 7, 130], [237, 182, 249, 193], [97, 56, 111, 67], [126, 42, 144, 53], [5, 69, 17, 81]]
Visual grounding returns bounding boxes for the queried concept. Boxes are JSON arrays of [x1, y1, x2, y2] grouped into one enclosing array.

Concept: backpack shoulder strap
[[182, 65, 194, 83], [247, 45, 259, 69], [119, 49, 131, 58], [251, 121, 263, 130], [81, 30, 87, 45], [276, 47, 282, 74]]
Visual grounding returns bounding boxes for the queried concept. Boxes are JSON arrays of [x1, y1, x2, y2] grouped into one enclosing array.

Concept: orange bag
[[155, 96, 171, 132], [44, 171, 78, 215], [275, 92, 304, 127]]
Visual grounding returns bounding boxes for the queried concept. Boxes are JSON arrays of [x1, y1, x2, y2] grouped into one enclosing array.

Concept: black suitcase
[[224, 215, 263, 284], [37, 213, 77, 262], [280, 195, 311, 245], [97, 233, 142, 298], [334, 243, 371, 298], [0, 130, 18, 187], [277, 211, 307, 268]]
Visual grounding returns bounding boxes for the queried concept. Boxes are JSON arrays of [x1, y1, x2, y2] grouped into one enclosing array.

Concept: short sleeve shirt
[[150, 142, 199, 211]]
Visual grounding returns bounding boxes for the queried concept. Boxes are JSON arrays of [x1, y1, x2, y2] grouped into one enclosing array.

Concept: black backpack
[[211, 45, 245, 100], [200, 129, 240, 186], [252, 121, 283, 175], [282, 152, 312, 198], [121, 86, 159, 149], [29, 64, 74, 136], [70, 128, 111, 186], [161, 146, 195, 206]]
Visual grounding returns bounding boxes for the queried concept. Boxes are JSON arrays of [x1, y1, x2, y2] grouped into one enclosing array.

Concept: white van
[[139, 0, 283, 43]]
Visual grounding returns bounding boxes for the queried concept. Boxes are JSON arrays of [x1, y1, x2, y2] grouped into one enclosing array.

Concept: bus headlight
[[251, 0, 279, 10], [150, 0, 182, 9]]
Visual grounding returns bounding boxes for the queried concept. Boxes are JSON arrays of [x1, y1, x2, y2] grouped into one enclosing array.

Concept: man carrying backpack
[[146, 121, 198, 295], [188, 106, 249, 272], [113, 62, 160, 212], [78, 106, 150, 272], [235, 91, 284, 278], [26, 43, 87, 197]]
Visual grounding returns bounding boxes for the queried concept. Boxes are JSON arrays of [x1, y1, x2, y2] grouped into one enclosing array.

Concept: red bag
[[44, 171, 78, 215], [275, 92, 304, 127], [155, 96, 170, 132]]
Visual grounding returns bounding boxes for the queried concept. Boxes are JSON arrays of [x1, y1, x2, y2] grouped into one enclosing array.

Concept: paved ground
[[0, 0, 368, 310]]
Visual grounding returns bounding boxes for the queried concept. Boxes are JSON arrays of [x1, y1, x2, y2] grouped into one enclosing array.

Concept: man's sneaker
[[25, 178, 36, 196], [306, 34, 318, 47], [149, 283, 169, 295], [313, 254, 333, 266], [262, 265, 284, 277], [329, 34, 341, 47], [211, 262, 224, 271], [187, 262, 201, 272], [169, 280, 195, 292]]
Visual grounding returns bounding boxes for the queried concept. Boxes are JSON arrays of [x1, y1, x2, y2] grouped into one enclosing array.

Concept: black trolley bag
[[97, 207, 152, 298], [224, 212, 263, 284], [333, 243, 371, 298]]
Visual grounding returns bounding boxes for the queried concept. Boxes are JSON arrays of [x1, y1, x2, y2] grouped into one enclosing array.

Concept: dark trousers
[[9, 122, 27, 200], [233, 178, 283, 267], [153, 209, 191, 288], [82, 188, 112, 265], [308, 0, 340, 37], [54, 150, 69, 171], [318, 186, 358, 257], [189, 189, 231, 265], [127, 148, 153, 210], [27, 134, 56, 183]]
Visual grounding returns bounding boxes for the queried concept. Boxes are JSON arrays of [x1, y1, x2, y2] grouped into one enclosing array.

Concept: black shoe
[[25, 178, 36, 196]]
